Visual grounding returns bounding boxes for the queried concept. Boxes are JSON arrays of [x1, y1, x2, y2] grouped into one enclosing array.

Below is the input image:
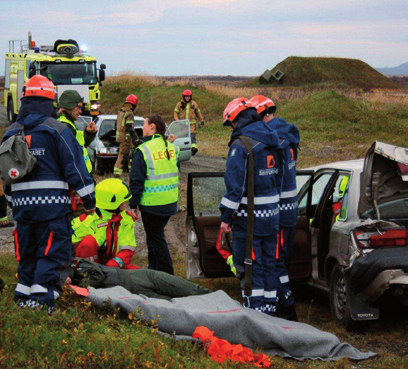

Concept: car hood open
[[358, 141, 408, 218]]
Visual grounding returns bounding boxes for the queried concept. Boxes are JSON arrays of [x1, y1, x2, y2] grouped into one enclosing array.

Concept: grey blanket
[[87, 287, 375, 361]]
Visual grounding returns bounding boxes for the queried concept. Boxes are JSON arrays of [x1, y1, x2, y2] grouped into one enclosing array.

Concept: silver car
[[186, 142, 408, 326], [86, 115, 191, 174]]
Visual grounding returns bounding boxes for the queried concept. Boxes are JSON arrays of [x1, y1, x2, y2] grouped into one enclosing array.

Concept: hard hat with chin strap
[[22, 75, 56, 100], [250, 95, 276, 117], [125, 94, 138, 107], [95, 178, 132, 210], [222, 97, 253, 126]]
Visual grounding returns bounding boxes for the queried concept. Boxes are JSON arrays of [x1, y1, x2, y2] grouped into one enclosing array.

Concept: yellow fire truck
[[4, 32, 106, 123]]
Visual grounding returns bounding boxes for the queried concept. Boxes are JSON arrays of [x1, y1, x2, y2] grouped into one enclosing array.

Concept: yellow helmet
[[95, 178, 132, 210]]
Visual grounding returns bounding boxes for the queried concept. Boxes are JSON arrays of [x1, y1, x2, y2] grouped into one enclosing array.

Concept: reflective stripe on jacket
[[72, 208, 137, 257], [137, 135, 180, 206], [174, 100, 203, 124], [116, 107, 134, 143], [58, 115, 92, 173]]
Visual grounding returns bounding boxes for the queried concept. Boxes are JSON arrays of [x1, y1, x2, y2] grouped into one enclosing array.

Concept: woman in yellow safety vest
[[129, 114, 180, 275]]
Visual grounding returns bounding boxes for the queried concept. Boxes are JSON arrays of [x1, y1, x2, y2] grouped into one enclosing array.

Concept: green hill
[[257, 56, 398, 90]]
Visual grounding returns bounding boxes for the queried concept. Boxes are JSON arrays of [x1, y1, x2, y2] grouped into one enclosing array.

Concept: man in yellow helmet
[[72, 178, 139, 269]]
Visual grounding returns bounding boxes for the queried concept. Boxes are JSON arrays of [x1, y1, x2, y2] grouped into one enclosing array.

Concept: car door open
[[167, 119, 191, 162]]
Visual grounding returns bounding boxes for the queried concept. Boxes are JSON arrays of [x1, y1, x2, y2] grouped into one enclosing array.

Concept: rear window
[[362, 199, 408, 220]]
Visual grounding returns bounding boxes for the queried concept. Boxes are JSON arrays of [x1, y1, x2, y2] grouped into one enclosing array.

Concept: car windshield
[[361, 198, 408, 220], [40, 61, 97, 85], [99, 119, 116, 137]]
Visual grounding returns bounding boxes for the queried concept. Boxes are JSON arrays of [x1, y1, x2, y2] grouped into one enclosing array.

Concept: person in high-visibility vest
[[129, 114, 180, 275], [72, 178, 139, 270], [173, 89, 204, 156], [114, 94, 140, 177], [57, 90, 97, 173]]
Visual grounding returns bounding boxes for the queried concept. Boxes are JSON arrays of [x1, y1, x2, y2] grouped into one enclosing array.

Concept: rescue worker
[[173, 89, 204, 156], [250, 94, 300, 321], [72, 178, 139, 270], [129, 114, 180, 275], [57, 90, 97, 173], [3, 75, 95, 312], [220, 98, 283, 315], [71, 259, 211, 300], [114, 94, 139, 177], [0, 180, 14, 228]]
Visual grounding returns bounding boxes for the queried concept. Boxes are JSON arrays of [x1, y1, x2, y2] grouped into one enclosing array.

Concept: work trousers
[[13, 216, 72, 307], [114, 140, 133, 175], [276, 227, 295, 309], [232, 225, 278, 314], [141, 211, 174, 275]]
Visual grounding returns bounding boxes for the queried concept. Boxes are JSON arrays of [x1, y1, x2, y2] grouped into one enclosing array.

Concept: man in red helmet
[[250, 95, 300, 321], [174, 89, 204, 156], [2, 75, 95, 312], [219, 97, 284, 316], [114, 94, 139, 177]]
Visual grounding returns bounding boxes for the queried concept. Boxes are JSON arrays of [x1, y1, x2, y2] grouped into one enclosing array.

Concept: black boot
[[277, 304, 298, 322]]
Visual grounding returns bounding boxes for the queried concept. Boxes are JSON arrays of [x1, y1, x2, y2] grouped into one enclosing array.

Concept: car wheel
[[330, 263, 353, 327], [7, 98, 17, 124], [94, 157, 104, 176]]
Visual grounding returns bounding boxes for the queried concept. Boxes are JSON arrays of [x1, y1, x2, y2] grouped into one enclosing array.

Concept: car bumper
[[344, 247, 408, 303]]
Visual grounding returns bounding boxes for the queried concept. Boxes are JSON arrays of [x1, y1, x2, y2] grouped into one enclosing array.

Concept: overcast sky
[[1, 0, 407, 76]]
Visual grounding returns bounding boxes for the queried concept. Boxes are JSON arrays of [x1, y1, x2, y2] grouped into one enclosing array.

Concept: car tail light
[[397, 163, 408, 180], [354, 228, 408, 249]]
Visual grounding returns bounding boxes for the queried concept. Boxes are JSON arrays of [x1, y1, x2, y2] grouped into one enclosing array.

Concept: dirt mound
[[257, 56, 397, 90]]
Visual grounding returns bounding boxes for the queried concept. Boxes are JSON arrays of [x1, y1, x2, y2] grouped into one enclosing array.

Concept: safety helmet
[[222, 97, 253, 126], [125, 94, 138, 107], [22, 75, 56, 100], [182, 89, 192, 98], [250, 95, 276, 117], [95, 178, 132, 210]]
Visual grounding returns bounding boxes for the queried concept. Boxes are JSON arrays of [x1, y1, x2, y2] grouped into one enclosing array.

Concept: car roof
[[303, 159, 364, 173], [97, 114, 144, 120]]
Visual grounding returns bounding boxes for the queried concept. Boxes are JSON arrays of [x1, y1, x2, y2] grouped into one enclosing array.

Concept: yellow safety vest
[[137, 135, 180, 206], [72, 209, 137, 256], [58, 115, 92, 173]]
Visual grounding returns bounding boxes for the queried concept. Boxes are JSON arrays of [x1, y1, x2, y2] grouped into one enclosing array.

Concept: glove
[[200, 121, 205, 128]]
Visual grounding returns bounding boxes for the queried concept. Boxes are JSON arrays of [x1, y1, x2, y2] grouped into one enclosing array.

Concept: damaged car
[[186, 141, 408, 326]]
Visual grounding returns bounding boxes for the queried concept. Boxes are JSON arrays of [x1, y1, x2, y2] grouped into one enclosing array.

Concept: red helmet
[[182, 89, 192, 98], [223, 97, 253, 126], [182, 89, 192, 101], [250, 95, 276, 117], [125, 94, 138, 107], [22, 75, 56, 100]]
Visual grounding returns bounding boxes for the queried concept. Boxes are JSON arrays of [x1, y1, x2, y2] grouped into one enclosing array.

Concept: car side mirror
[[99, 70, 105, 85]]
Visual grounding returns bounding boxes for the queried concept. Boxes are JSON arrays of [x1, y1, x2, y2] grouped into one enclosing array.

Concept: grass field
[[1, 77, 408, 368]]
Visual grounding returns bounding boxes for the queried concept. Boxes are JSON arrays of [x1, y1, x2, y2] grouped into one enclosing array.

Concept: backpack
[[0, 128, 37, 186]]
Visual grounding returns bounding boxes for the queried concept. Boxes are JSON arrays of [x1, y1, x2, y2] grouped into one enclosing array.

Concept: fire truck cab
[[4, 32, 106, 123]]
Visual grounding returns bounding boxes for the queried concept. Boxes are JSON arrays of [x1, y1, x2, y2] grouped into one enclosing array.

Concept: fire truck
[[4, 32, 106, 123]]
